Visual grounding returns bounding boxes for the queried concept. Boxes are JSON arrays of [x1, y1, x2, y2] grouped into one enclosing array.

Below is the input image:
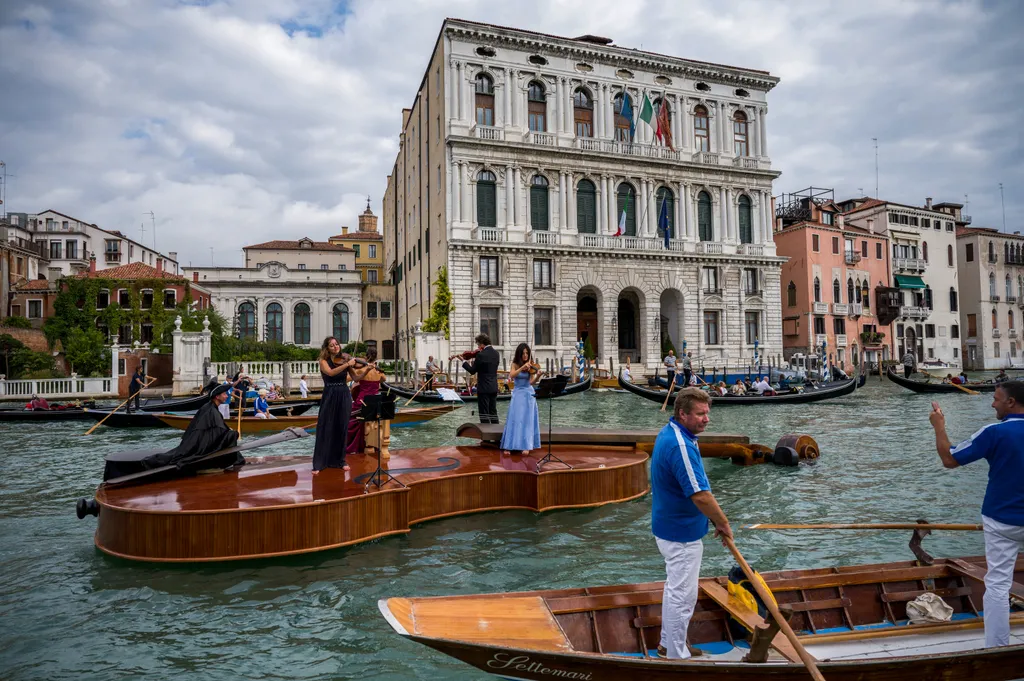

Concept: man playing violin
[[463, 333, 500, 424]]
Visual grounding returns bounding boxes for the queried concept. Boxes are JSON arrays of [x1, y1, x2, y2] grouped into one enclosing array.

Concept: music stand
[[535, 375, 571, 472], [360, 393, 405, 493]]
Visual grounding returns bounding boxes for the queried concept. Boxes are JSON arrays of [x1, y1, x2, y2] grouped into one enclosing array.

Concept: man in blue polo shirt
[[929, 380, 1024, 648], [651, 387, 733, 659]]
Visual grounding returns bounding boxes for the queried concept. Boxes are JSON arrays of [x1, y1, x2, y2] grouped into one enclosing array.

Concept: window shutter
[[738, 200, 752, 244], [531, 187, 548, 230], [577, 186, 596, 234], [478, 182, 496, 227], [698, 194, 713, 241]]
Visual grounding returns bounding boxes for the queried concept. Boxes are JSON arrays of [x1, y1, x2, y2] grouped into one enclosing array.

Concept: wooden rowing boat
[[384, 374, 593, 404], [84, 401, 318, 428], [380, 537, 1024, 680], [0, 406, 99, 422], [619, 373, 859, 406], [885, 367, 1011, 394], [154, 404, 459, 433]]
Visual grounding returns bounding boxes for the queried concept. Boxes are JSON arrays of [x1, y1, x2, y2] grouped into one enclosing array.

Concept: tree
[[0, 316, 32, 329], [64, 327, 110, 377], [661, 333, 676, 357], [0, 334, 54, 379], [421, 266, 453, 340]]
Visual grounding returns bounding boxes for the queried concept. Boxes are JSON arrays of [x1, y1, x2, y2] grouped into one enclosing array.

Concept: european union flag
[[658, 197, 670, 248]]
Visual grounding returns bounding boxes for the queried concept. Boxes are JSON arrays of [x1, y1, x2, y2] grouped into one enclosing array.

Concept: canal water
[[0, 376, 1007, 680]]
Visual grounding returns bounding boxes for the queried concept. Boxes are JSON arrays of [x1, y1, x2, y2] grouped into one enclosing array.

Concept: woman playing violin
[[500, 343, 542, 457]]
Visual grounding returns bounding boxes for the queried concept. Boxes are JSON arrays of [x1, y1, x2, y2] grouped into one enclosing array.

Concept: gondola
[[84, 401, 318, 428], [885, 367, 1009, 394], [0, 406, 100, 422], [379, 533, 1024, 680], [619, 372, 858, 405], [382, 374, 593, 404], [656, 371, 867, 390], [135, 392, 213, 412], [155, 403, 458, 433]]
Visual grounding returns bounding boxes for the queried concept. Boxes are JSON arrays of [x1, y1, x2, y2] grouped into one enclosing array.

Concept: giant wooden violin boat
[[154, 403, 458, 433], [379, 529, 1024, 681], [885, 367, 1015, 394], [383, 373, 592, 404], [620, 372, 859, 406]]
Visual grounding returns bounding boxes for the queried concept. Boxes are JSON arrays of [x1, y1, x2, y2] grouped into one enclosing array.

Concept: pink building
[[774, 188, 893, 372]]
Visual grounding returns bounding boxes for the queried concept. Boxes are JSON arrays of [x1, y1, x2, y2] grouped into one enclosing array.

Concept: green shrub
[[0, 316, 32, 329]]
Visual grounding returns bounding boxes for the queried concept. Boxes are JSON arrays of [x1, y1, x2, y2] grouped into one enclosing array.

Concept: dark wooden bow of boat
[[619, 373, 858, 406]]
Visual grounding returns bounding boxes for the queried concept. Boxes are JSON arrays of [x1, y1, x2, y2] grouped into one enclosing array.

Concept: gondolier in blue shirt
[[929, 380, 1024, 648], [651, 387, 733, 659]]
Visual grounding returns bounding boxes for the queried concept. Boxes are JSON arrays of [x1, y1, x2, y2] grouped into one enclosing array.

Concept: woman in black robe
[[139, 385, 240, 472], [312, 336, 357, 473]]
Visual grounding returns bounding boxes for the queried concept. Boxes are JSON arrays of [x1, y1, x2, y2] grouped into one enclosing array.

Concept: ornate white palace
[[385, 19, 784, 370]]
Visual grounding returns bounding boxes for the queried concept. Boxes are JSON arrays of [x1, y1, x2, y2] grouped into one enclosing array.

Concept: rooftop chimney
[[925, 197, 933, 209], [89, 255, 96, 273], [867, 218, 875, 233], [193, 271, 199, 283], [156, 258, 163, 273], [168, 251, 177, 262], [341, 226, 349, 235]]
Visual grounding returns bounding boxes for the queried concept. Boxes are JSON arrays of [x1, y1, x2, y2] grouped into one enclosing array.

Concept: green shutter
[[478, 182, 496, 227], [530, 187, 549, 230], [739, 198, 752, 244], [698, 193, 713, 241], [577, 182, 596, 234]]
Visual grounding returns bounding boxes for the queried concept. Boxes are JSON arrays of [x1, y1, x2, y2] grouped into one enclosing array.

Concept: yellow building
[[329, 202, 384, 285]]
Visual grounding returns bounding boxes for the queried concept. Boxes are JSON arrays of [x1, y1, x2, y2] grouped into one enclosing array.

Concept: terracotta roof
[[244, 239, 353, 251], [75, 262, 186, 281], [329, 232, 383, 241], [841, 199, 886, 214], [14, 278, 56, 291]]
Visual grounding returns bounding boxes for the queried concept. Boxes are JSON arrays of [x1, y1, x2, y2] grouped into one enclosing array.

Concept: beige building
[[244, 238, 355, 271], [361, 283, 396, 359], [328, 203, 385, 284], [956, 226, 1024, 369]]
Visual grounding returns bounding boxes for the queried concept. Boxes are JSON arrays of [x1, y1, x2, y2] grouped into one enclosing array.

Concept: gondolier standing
[[651, 388, 733, 659], [464, 334, 500, 424], [929, 380, 1024, 648], [681, 351, 693, 388], [902, 349, 917, 379], [663, 350, 677, 387]]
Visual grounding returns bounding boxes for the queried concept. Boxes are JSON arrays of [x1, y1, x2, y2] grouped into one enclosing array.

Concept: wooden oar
[[403, 375, 433, 406], [236, 388, 245, 441], [921, 369, 980, 395], [745, 522, 982, 531], [660, 372, 678, 412], [723, 536, 825, 681], [84, 377, 157, 435]]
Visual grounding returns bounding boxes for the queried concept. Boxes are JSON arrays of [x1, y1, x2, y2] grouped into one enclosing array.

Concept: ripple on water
[[0, 379, 1004, 680]]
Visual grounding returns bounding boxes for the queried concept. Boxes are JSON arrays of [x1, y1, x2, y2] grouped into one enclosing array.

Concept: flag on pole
[[658, 197, 670, 248], [655, 99, 674, 150], [637, 91, 655, 134], [620, 93, 635, 141], [615, 189, 629, 237]]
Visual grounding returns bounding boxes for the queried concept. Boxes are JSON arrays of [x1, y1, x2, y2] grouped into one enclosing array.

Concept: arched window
[[527, 81, 546, 132], [1005, 242, 1010, 263], [293, 303, 310, 345], [813, 277, 821, 303], [862, 281, 870, 311], [989, 240, 996, 262], [576, 179, 596, 234], [948, 244, 953, 267], [1019, 275, 1024, 299], [1007, 274, 1013, 299], [573, 88, 593, 138], [1009, 310, 1016, 330], [855, 280, 862, 303], [333, 303, 350, 343], [847, 278, 854, 304], [992, 308, 999, 329], [733, 110, 749, 156], [949, 287, 958, 312], [475, 74, 494, 127], [656, 186, 675, 239], [989, 272, 997, 298], [238, 302, 255, 340], [616, 183, 637, 237], [694, 105, 709, 152], [738, 194, 753, 244], [529, 175, 549, 230], [266, 302, 283, 343], [833, 278, 841, 303], [787, 281, 797, 307], [613, 92, 632, 142], [477, 170, 497, 227], [922, 241, 928, 262], [697, 190, 713, 241]]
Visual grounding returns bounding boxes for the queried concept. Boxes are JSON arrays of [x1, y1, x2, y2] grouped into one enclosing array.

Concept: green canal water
[[0, 377, 1007, 680]]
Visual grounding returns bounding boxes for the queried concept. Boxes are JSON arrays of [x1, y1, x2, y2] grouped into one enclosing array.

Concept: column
[[689, 186, 698, 241], [559, 172, 568, 229], [452, 161, 461, 223], [460, 162, 470, 222], [504, 70, 513, 127], [763, 190, 773, 238], [759, 107, 768, 156], [717, 187, 726, 242], [608, 177, 617, 234], [677, 181, 686, 240], [513, 167, 522, 227], [752, 191, 762, 244], [449, 61, 458, 119], [567, 174, 576, 232], [721, 102, 730, 153], [460, 64, 470, 122], [671, 94, 682, 150], [684, 100, 693, 152], [647, 180, 657, 236], [504, 165, 513, 228], [597, 176, 606, 234], [553, 78, 562, 134], [600, 85, 610, 138], [563, 78, 572, 133]]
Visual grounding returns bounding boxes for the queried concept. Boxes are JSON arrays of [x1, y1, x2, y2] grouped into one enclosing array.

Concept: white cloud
[[1, 0, 1021, 267]]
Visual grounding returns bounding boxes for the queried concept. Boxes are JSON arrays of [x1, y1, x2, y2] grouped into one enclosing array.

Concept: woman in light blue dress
[[500, 343, 542, 456]]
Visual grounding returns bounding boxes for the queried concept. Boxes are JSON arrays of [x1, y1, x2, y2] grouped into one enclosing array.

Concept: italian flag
[[637, 91, 655, 133], [616, 189, 629, 237]]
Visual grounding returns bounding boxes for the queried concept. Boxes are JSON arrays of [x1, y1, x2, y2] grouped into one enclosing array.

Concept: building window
[[814, 316, 826, 335], [813, 277, 821, 303], [480, 306, 500, 345], [876, 242, 883, 259], [613, 92, 632, 142], [989, 240, 996, 262], [994, 342, 1001, 358], [238, 302, 255, 339], [833, 317, 847, 335], [367, 301, 378, 319], [264, 303, 283, 343], [530, 175, 549, 230], [528, 81, 546, 132], [1010, 310, 1016, 330], [570, 177, 596, 235], [702, 267, 719, 293], [480, 256, 500, 287], [993, 308, 999, 330], [66, 240, 78, 259], [140, 323, 153, 344], [573, 88, 593, 138], [381, 302, 391, 319], [1007, 274, 1013, 299], [733, 111, 748, 156], [703, 311, 720, 345], [49, 240, 62, 259], [787, 281, 797, 307], [320, 264, 329, 270], [947, 244, 953, 266], [475, 73, 494, 126], [946, 287, 957, 313], [694, 105, 709, 152], [368, 269, 378, 284], [533, 258, 553, 289], [291, 303, 310, 345], [812, 233, 820, 252], [616, 183, 637, 237], [697, 190, 713, 241], [744, 311, 759, 344], [369, 244, 377, 259], [833, 279, 842, 303], [163, 290, 176, 309], [861, 240, 868, 257], [744, 268, 759, 295], [922, 241, 929, 262], [333, 303, 350, 343], [534, 307, 553, 345], [657, 186, 675, 239], [967, 314, 977, 337], [97, 289, 109, 309], [298, 263, 306, 270], [989, 273, 997, 298], [738, 195, 752, 244], [28, 300, 42, 319], [477, 170, 497, 227], [105, 239, 120, 261], [924, 324, 935, 339], [951, 324, 960, 339], [966, 243, 974, 261]]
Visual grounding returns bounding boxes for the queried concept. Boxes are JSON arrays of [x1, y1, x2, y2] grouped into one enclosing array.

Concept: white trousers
[[656, 537, 704, 659], [983, 515, 1024, 647]]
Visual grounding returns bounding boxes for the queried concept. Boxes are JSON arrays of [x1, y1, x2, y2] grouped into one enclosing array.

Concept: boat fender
[[771, 446, 799, 467], [76, 498, 99, 519], [725, 566, 778, 639]]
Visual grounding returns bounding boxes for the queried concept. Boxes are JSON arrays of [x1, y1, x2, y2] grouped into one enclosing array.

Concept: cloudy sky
[[1, 0, 1021, 267]]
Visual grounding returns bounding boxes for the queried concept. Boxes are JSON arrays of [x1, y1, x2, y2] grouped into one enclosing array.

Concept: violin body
[[450, 349, 481, 362]]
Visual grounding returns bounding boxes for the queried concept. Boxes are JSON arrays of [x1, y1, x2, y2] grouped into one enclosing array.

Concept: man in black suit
[[464, 333, 500, 424]]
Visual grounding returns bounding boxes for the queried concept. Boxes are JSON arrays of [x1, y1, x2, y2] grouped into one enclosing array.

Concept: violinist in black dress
[[313, 336, 357, 474]]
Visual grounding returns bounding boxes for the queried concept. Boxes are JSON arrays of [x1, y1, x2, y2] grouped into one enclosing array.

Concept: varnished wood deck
[[94, 444, 649, 562]]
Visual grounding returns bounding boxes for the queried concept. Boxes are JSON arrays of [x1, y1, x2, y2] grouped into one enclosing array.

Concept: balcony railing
[[743, 288, 762, 298], [848, 303, 863, 317], [844, 252, 862, 265], [105, 251, 122, 262], [1010, 329, 1018, 339], [893, 257, 926, 272], [473, 227, 504, 243], [733, 157, 759, 170], [992, 328, 1001, 338], [526, 131, 556, 147], [529, 230, 559, 245], [812, 302, 829, 315], [475, 125, 504, 141], [836, 334, 848, 347], [815, 334, 828, 346], [832, 303, 849, 316], [574, 137, 602, 152], [692, 151, 720, 165], [703, 287, 723, 296], [902, 306, 930, 319], [991, 295, 1001, 302], [737, 244, 764, 256], [694, 242, 724, 254], [1007, 295, 1018, 304], [988, 255, 998, 264]]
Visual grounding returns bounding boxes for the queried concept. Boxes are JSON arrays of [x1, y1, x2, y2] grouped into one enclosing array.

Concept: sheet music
[[435, 388, 464, 402]]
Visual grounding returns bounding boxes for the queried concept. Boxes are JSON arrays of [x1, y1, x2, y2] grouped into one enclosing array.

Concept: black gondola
[[885, 367, 1011, 394], [656, 371, 868, 390], [85, 401, 318, 428], [0, 407, 100, 422], [135, 393, 212, 412], [382, 374, 592, 404], [619, 372, 858, 405]]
